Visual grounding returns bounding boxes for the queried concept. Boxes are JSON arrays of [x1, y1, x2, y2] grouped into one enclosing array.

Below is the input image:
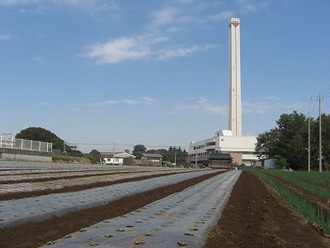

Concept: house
[[100, 152, 135, 165], [141, 153, 163, 163]]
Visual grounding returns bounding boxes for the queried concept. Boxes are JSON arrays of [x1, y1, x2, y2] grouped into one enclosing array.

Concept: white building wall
[[188, 130, 258, 166], [215, 135, 256, 153]]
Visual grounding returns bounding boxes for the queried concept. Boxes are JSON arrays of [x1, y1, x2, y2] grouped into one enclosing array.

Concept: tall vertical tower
[[229, 17, 242, 136]]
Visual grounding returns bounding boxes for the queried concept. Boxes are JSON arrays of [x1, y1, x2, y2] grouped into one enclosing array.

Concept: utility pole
[[112, 143, 115, 166], [318, 93, 322, 172], [308, 115, 311, 172], [174, 151, 177, 166]]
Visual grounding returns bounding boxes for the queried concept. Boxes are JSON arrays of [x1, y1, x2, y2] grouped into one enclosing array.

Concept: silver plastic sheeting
[[0, 170, 218, 228], [40, 170, 241, 248]]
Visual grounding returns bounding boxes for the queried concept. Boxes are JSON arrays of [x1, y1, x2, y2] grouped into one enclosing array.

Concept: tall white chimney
[[229, 17, 242, 136]]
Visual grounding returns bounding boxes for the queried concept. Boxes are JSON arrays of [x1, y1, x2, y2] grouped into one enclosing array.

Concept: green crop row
[[262, 170, 330, 199], [254, 171, 330, 236]]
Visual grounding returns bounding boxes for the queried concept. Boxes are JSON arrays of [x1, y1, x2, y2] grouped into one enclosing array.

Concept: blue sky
[[1, 0, 329, 152]]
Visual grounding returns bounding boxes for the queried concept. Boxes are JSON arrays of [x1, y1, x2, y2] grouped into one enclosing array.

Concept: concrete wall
[[0, 148, 52, 162]]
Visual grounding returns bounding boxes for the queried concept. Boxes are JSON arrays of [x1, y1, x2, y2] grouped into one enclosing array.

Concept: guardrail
[[0, 136, 52, 152]]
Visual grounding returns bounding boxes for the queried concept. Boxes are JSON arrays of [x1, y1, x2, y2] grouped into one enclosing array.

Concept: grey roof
[[142, 153, 163, 158]]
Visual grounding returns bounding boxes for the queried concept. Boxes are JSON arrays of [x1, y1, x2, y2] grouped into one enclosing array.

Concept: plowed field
[[0, 162, 328, 248]]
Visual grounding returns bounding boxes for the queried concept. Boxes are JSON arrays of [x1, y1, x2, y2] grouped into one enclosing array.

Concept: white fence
[[0, 136, 52, 152]]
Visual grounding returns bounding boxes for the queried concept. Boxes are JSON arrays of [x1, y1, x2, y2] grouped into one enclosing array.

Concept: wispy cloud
[[32, 56, 46, 63], [86, 97, 156, 106], [84, 34, 215, 64], [243, 97, 307, 115], [278, 101, 307, 113], [234, 0, 270, 13], [0, 0, 118, 13], [243, 100, 269, 114], [206, 10, 235, 22], [41, 102, 51, 106], [173, 98, 227, 115], [0, 0, 39, 5], [122, 97, 155, 105], [0, 33, 11, 40], [84, 35, 159, 64], [149, 6, 183, 29], [51, 0, 118, 13], [158, 44, 216, 60]]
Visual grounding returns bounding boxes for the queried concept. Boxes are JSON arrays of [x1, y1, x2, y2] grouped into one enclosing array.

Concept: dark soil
[[0, 172, 182, 201], [0, 171, 223, 248], [204, 171, 330, 248], [0, 171, 329, 248]]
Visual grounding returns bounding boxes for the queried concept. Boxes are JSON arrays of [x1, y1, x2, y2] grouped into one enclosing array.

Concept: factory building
[[187, 18, 258, 167]]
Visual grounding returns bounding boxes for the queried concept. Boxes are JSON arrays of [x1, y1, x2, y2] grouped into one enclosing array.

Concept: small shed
[[208, 153, 232, 168], [259, 158, 276, 169]]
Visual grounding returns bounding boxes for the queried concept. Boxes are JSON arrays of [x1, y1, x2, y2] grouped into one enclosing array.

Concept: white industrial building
[[187, 18, 258, 167]]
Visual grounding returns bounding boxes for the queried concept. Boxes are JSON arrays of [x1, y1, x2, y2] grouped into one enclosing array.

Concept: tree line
[[132, 144, 188, 165], [14, 127, 188, 165], [15, 110, 329, 170], [255, 111, 330, 170]]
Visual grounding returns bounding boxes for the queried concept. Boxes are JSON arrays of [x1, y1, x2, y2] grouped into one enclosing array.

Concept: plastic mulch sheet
[[0, 170, 218, 228], [40, 170, 241, 248]]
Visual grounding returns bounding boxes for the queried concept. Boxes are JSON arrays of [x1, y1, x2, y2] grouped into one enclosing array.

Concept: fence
[[0, 136, 52, 152]]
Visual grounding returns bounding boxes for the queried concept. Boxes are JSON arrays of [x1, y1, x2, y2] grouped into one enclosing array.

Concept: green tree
[[85, 149, 101, 164], [256, 112, 330, 170], [321, 114, 330, 169], [255, 128, 280, 158], [132, 144, 147, 159], [15, 127, 64, 150], [274, 155, 287, 169], [123, 156, 135, 165], [255, 111, 308, 170], [310, 114, 330, 170]]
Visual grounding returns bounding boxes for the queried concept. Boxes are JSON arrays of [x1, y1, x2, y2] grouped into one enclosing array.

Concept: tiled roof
[[142, 153, 163, 158]]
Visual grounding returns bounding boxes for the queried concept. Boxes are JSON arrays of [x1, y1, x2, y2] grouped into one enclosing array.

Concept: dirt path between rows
[[204, 171, 330, 248]]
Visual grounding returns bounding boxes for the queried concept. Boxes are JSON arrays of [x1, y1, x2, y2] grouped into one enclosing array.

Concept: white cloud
[[243, 100, 269, 114], [242, 97, 307, 115], [175, 0, 193, 4], [278, 101, 307, 112], [234, 0, 269, 13], [84, 35, 155, 64], [158, 44, 216, 60], [0, 33, 11, 40], [84, 34, 215, 64], [51, 0, 118, 13], [0, 0, 118, 13], [207, 10, 235, 22], [174, 98, 227, 115], [86, 97, 156, 107], [0, 0, 39, 5], [150, 6, 183, 29], [32, 56, 46, 63], [122, 97, 156, 105]]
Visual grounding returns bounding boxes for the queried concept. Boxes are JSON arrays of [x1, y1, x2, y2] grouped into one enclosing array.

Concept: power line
[[69, 142, 189, 148], [320, 87, 330, 98]]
